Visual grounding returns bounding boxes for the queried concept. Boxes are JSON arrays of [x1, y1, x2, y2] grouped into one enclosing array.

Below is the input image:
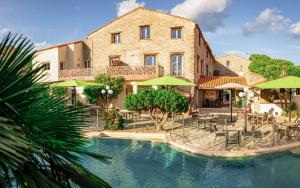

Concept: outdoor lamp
[[101, 89, 106, 94], [239, 92, 244, 98], [249, 91, 254, 98], [105, 85, 110, 90], [243, 87, 249, 92], [108, 89, 113, 95]]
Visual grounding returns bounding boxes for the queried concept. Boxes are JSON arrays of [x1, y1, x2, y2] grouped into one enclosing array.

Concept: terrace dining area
[[168, 111, 300, 152]]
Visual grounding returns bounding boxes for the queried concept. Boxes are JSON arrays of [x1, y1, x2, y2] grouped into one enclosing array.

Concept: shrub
[[83, 74, 125, 105], [83, 86, 103, 105], [124, 88, 189, 130], [51, 86, 68, 98], [104, 110, 125, 130]]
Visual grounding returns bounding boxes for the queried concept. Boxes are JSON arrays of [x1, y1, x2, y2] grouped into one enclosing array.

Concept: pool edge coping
[[84, 130, 300, 158]]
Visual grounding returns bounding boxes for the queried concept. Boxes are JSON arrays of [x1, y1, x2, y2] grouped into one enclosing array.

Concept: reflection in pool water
[[83, 138, 300, 188]]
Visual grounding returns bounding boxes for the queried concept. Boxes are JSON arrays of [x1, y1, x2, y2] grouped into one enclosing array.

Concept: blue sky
[[1, 0, 300, 64]]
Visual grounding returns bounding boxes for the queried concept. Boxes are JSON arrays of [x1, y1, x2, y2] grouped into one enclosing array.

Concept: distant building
[[214, 54, 265, 85]]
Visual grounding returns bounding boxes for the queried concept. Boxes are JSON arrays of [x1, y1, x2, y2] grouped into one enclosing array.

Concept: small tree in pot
[[124, 88, 189, 130]]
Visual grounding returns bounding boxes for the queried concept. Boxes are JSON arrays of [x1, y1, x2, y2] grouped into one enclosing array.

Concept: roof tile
[[198, 76, 247, 89]]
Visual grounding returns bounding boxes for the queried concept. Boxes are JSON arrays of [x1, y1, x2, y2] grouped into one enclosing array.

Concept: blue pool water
[[83, 138, 300, 188]]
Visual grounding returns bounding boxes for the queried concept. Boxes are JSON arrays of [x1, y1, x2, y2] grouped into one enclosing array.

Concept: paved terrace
[[85, 110, 300, 157]]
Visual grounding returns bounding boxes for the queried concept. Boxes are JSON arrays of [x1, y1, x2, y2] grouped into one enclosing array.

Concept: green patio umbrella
[[256, 76, 300, 121], [53, 79, 102, 87], [53, 79, 103, 107], [136, 76, 195, 86]]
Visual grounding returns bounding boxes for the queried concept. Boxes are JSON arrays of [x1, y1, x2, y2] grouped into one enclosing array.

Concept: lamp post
[[239, 87, 254, 133], [101, 85, 114, 110]]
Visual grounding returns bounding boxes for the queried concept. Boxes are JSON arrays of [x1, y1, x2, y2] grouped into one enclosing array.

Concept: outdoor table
[[248, 113, 264, 126], [281, 122, 299, 136], [120, 110, 133, 121], [198, 116, 217, 131]]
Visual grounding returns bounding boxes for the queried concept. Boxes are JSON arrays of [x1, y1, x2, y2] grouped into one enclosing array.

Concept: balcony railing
[[107, 65, 164, 81], [58, 65, 164, 81]]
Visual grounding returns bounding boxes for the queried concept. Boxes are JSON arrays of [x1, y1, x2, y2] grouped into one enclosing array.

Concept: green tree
[[249, 54, 296, 79], [0, 33, 111, 187], [83, 74, 124, 106], [249, 54, 300, 112], [124, 88, 189, 130]]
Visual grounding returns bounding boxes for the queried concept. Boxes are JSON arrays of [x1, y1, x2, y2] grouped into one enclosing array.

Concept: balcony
[[107, 65, 164, 81], [58, 68, 97, 81], [58, 65, 164, 81]]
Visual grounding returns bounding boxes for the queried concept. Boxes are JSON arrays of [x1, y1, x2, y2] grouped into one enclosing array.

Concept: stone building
[[214, 54, 264, 85], [34, 7, 216, 109]]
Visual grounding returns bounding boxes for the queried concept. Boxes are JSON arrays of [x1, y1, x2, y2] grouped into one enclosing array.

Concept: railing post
[[156, 63, 160, 77]]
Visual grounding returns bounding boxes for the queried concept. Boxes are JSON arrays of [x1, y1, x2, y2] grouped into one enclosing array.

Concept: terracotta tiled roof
[[198, 76, 247, 89]]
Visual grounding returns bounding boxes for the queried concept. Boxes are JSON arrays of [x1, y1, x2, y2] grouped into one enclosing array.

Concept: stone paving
[[85, 109, 300, 153], [169, 114, 300, 152]]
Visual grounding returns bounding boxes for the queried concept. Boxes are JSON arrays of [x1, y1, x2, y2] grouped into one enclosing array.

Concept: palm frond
[[0, 32, 111, 187]]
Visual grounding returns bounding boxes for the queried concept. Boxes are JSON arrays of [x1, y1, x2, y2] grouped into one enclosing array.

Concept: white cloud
[[171, 0, 230, 32], [0, 25, 9, 34], [289, 21, 300, 38], [243, 8, 290, 36], [224, 50, 249, 58], [116, 0, 145, 17], [34, 41, 51, 49]]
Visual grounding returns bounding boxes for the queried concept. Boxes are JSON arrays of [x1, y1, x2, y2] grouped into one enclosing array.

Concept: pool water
[[83, 138, 300, 188]]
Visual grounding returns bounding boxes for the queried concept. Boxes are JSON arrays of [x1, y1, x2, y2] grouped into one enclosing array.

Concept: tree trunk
[[149, 109, 169, 131]]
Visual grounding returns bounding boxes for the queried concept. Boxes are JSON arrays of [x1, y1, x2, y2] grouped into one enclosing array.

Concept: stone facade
[[215, 54, 264, 85], [87, 7, 214, 82], [34, 7, 216, 109]]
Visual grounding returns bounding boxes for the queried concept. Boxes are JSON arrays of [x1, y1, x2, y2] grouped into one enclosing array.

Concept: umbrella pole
[[230, 89, 233, 122], [289, 89, 292, 122]]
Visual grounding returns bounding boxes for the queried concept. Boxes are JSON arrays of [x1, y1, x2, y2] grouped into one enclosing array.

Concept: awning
[[198, 76, 247, 89]]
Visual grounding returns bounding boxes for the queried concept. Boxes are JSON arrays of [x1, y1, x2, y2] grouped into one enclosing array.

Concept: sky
[[1, 0, 300, 64]]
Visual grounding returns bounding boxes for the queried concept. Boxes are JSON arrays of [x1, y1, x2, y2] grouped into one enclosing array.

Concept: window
[[171, 28, 182, 39], [84, 60, 91, 68], [196, 55, 200, 73], [171, 54, 183, 76], [109, 56, 120, 66], [201, 59, 204, 75], [206, 64, 209, 76], [43, 61, 50, 70], [112, 33, 120, 44], [144, 55, 156, 65], [240, 65, 243, 72], [140, 25, 150, 40], [206, 49, 209, 58], [60, 61, 65, 70], [226, 61, 230, 68]]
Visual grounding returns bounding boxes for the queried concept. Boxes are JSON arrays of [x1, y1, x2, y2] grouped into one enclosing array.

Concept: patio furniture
[[120, 109, 133, 121], [212, 119, 226, 142], [226, 130, 241, 146]]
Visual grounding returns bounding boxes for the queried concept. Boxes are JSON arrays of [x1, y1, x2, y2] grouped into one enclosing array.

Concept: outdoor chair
[[212, 119, 226, 142], [273, 122, 285, 140]]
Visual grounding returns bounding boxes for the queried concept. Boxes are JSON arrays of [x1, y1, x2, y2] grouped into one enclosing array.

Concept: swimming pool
[[83, 138, 300, 188]]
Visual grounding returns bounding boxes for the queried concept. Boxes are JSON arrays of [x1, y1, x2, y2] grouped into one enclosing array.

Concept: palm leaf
[[0, 32, 111, 187]]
